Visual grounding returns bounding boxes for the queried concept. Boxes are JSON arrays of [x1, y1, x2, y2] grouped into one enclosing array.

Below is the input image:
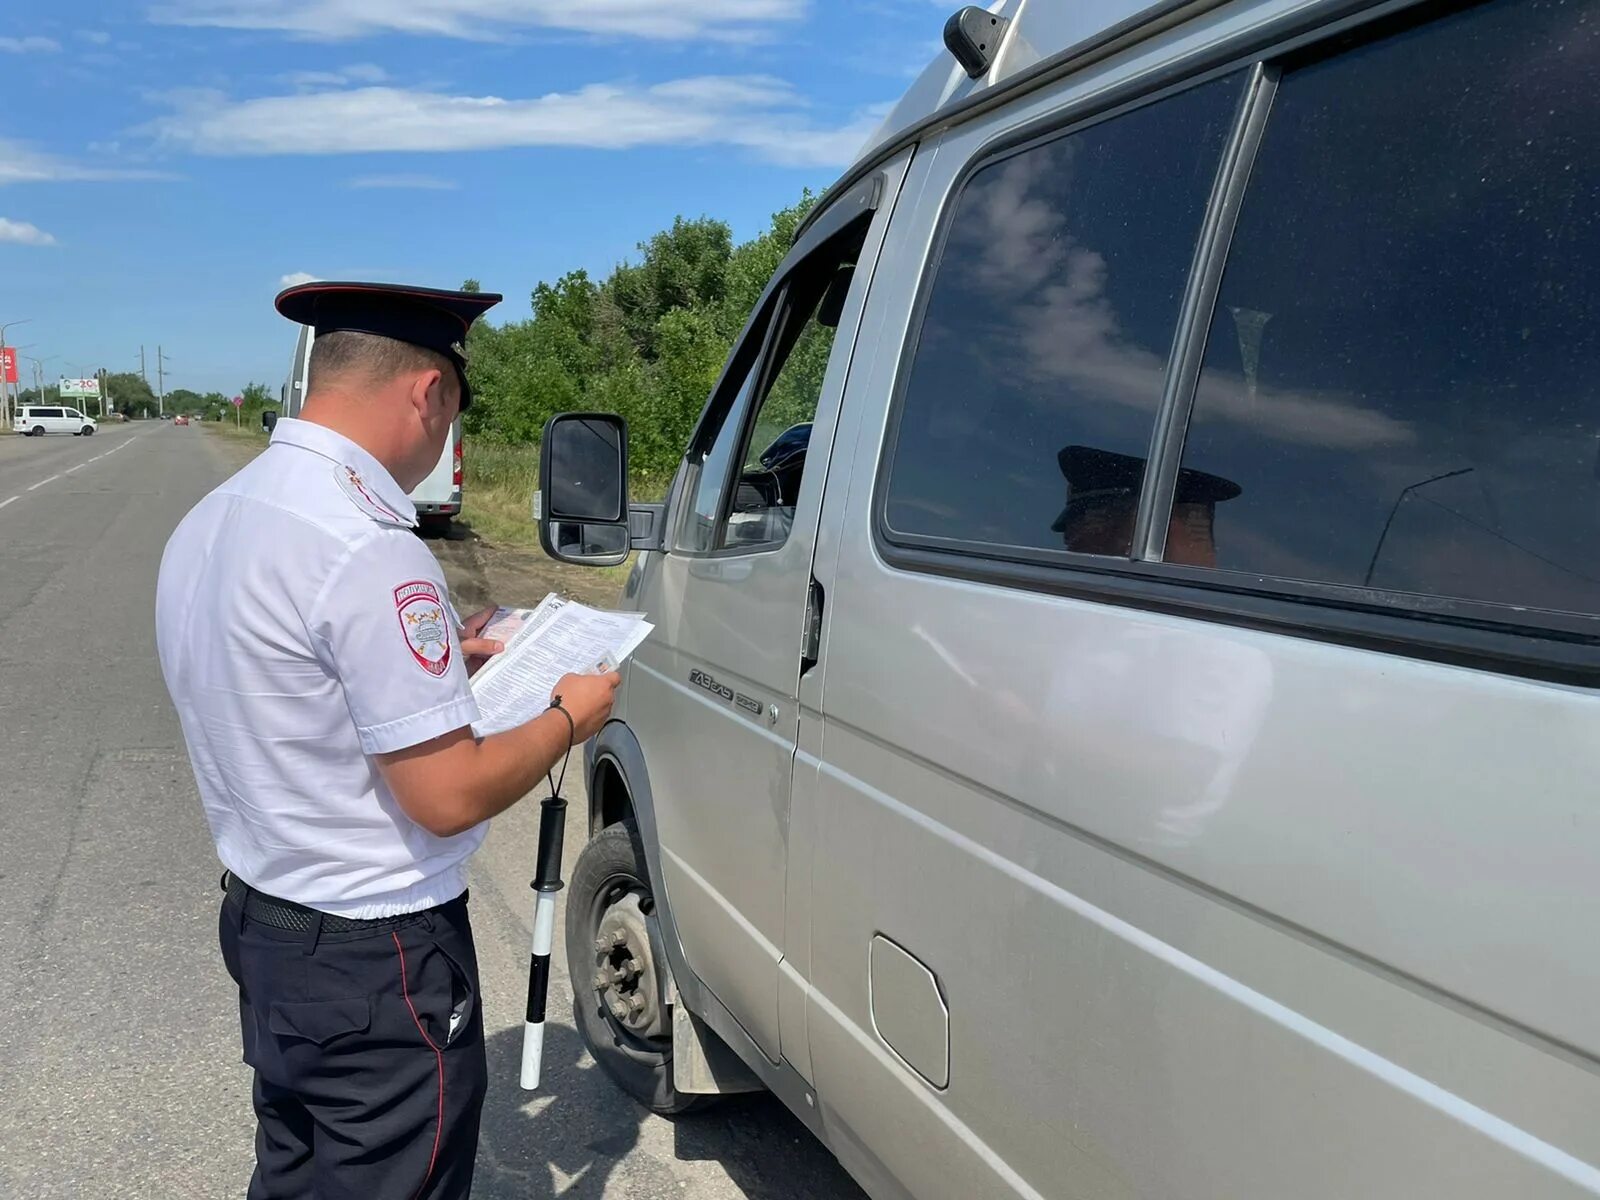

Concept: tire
[[566, 821, 710, 1115], [417, 514, 452, 538], [30, 426, 44, 437], [81, 427, 94, 437]]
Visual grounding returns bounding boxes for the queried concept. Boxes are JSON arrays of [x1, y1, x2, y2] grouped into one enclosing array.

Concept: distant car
[[174, 415, 190, 426], [16, 405, 97, 437]]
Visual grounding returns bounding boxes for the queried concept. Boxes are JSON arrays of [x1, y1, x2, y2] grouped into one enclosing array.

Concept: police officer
[[155, 281, 620, 1199]]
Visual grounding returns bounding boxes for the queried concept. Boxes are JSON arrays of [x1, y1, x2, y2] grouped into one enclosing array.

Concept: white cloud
[[0, 218, 57, 246], [346, 173, 459, 190], [142, 78, 879, 168], [280, 271, 320, 286], [0, 137, 177, 186], [0, 36, 62, 53], [78, 30, 114, 45], [148, 0, 805, 42], [282, 62, 389, 87]]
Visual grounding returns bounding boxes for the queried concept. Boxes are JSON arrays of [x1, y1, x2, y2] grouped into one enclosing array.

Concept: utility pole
[[0, 318, 34, 432], [157, 345, 171, 418], [140, 345, 147, 383], [23, 356, 53, 409]]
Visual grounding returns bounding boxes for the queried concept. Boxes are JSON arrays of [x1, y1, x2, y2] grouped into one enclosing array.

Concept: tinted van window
[[884, 75, 1242, 557], [1173, 0, 1600, 616]]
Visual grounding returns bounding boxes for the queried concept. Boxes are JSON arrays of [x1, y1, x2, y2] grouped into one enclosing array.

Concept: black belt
[[222, 872, 434, 935]]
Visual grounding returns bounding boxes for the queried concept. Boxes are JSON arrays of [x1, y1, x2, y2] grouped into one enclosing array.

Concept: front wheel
[[565, 821, 709, 1115], [81, 426, 94, 436]]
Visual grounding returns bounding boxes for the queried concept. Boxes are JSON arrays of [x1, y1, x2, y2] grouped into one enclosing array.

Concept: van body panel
[[626, 150, 914, 1063], [285, 325, 311, 419], [793, 2, 1600, 1192], [17, 407, 93, 435], [410, 428, 460, 516]]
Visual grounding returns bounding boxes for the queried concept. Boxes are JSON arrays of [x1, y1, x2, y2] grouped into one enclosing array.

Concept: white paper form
[[470, 594, 652, 736]]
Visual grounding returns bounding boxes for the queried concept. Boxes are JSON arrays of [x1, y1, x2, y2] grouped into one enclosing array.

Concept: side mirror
[[539, 413, 631, 566]]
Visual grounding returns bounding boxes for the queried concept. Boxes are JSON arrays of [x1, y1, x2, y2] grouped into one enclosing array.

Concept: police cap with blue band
[[274, 281, 502, 412]]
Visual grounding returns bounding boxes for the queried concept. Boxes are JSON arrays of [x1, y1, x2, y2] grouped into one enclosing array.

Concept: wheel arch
[[583, 720, 827, 1132]]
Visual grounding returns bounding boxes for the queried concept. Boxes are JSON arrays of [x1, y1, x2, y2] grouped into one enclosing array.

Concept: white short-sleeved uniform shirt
[[156, 418, 483, 917]]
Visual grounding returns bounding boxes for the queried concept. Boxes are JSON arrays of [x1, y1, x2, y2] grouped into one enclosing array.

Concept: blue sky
[[1, 1, 943, 395]]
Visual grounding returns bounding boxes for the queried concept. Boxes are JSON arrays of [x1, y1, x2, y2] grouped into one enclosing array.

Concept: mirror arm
[[628, 504, 666, 552]]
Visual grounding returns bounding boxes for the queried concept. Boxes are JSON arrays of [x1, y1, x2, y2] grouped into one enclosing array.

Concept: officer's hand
[[551, 671, 622, 743], [459, 605, 505, 676]]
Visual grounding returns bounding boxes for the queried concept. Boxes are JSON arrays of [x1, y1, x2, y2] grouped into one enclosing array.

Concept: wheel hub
[[591, 892, 666, 1039]]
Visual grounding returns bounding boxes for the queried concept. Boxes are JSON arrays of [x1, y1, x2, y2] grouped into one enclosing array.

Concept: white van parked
[[282, 324, 462, 534], [17, 406, 96, 437], [536, 0, 1600, 1197]]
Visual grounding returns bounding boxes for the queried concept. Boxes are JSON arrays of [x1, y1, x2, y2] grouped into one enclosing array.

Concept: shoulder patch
[[395, 580, 452, 677], [336, 464, 413, 527]]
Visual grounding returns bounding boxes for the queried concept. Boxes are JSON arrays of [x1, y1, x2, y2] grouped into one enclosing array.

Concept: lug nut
[[624, 958, 643, 976], [608, 998, 631, 1021], [627, 995, 647, 1015], [592, 972, 610, 991]]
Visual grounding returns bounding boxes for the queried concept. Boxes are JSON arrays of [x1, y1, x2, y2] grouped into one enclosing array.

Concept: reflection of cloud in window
[[955, 149, 1417, 451], [890, 496, 963, 527]]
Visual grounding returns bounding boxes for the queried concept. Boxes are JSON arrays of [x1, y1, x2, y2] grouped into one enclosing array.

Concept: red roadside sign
[[0, 348, 16, 385]]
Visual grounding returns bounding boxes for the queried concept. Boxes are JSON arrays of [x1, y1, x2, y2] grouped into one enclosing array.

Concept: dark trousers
[[219, 890, 488, 1199]]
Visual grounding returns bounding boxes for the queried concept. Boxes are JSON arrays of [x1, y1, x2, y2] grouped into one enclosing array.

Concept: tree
[[718, 191, 817, 338], [461, 189, 823, 479], [166, 388, 206, 415], [17, 383, 61, 406], [103, 371, 157, 416], [604, 216, 733, 359]]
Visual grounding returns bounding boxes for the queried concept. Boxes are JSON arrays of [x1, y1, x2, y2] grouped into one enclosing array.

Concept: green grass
[[208, 421, 270, 444], [460, 437, 669, 548], [460, 439, 541, 547]]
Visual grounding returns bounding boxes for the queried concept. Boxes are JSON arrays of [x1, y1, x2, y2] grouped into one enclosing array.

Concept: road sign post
[[233, 394, 243, 427]]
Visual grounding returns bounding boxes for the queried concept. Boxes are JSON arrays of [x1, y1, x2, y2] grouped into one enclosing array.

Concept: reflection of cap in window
[[1052, 445, 1240, 565]]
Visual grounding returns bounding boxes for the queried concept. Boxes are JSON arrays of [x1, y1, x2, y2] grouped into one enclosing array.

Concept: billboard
[[0, 347, 15, 385], [59, 377, 100, 398]]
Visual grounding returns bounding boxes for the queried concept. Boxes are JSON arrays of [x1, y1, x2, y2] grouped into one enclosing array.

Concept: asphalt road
[[0, 424, 866, 1199]]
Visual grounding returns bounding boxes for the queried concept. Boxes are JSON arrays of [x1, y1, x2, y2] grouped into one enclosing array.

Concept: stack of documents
[[470, 594, 652, 736]]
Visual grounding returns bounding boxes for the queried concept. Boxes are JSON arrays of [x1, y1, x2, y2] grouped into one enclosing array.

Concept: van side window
[[677, 225, 866, 554], [1172, 0, 1600, 614], [680, 363, 763, 554], [882, 75, 1243, 558], [722, 258, 854, 550]]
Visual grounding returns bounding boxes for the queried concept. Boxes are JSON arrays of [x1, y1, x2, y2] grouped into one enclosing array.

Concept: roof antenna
[[944, 6, 1010, 79]]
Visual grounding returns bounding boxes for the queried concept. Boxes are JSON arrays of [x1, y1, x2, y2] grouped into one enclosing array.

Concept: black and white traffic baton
[[521, 698, 574, 1090]]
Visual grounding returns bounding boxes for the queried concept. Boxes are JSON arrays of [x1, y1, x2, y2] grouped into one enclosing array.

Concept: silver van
[[538, 0, 1600, 1195]]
